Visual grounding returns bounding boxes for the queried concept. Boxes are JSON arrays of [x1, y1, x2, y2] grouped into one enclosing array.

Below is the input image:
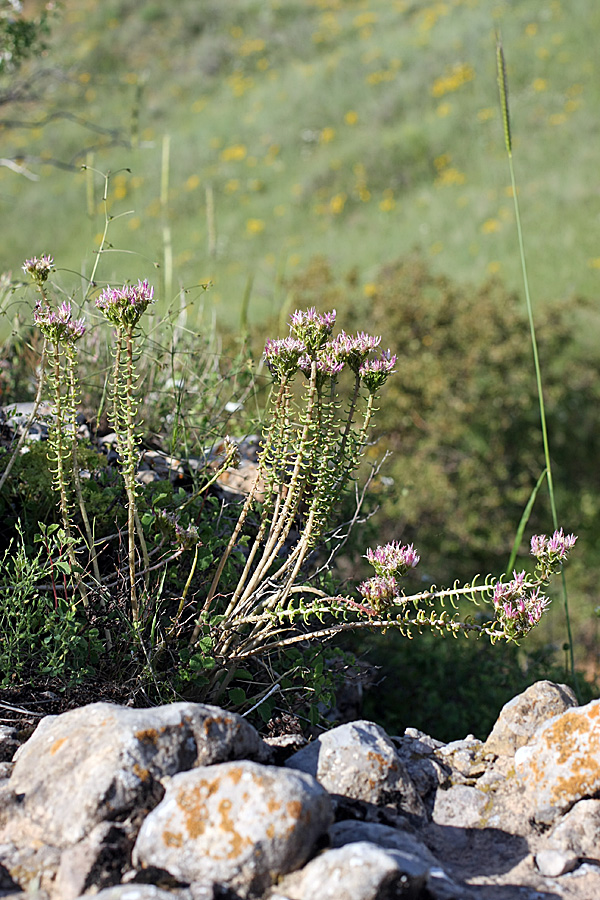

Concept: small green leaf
[[234, 668, 254, 681], [228, 687, 246, 705]]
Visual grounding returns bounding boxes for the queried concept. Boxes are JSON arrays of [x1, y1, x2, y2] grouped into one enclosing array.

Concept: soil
[[0, 678, 142, 736]]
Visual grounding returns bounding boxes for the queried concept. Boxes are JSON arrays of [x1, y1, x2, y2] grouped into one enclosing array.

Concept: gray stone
[[330, 820, 440, 867], [435, 738, 486, 783], [546, 798, 600, 860], [285, 720, 425, 818], [4, 687, 600, 900], [54, 822, 132, 900], [402, 727, 444, 753], [133, 760, 332, 898], [277, 841, 428, 899], [484, 680, 577, 757], [515, 697, 600, 823], [432, 784, 490, 829], [535, 848, 579, 877], [0, 841, 61, 896], [393, 733, 450, 801], [74, 889, 188, 900], [8, 701, 259, 848]]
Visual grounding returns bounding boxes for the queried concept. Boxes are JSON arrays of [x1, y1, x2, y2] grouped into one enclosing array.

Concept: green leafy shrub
[[0, 523, 101, 685]]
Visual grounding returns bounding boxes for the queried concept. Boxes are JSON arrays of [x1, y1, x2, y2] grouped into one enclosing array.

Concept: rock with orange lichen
[[484, 680, 577, 757], [285, 720, 426, 819], [132, 761, 332, 898], [7, 701, 260, 848], [515, 697, 600, 824]]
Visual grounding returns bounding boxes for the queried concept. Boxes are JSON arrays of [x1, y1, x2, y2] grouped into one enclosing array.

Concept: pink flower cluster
[[22, 254, 54, 284], [358, 350, 397, 392], [95, 280, 155, 328], [264, 336, 305, 380], [263, 308, 396, 391], [365, 540, 420, 577], [357, 574, 398, 612], [358, 541, 420, 611], [530, 529, 577, 575], [330, 330, 382, 374], [492, 570, 551, 639], [289, 307, 337, 351], [33, 300, 86, 344]]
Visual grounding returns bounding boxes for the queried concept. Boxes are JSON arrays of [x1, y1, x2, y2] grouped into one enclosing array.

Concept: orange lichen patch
[[267, 798, 281, 813], [366, 750, 387, 766], [520, 703, 600, 813], [266, 824, 275, 839], [135, 723, 184, 748], [286, 800, 302, 820], [218, 797, 251, 859], [176, 780, 214, 839], [542, 707, 600, 767], [135, 728, 161, 747], [163, 830, 184, 847], [228, 767, 243, 785], [50, 737, 67, 756], [132, 763, 151, 783]]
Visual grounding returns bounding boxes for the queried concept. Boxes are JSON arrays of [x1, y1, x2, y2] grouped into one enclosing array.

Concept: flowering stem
[[124, 326, 139, 623]]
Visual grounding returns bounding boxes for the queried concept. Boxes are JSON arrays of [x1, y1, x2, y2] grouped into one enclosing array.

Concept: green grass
[[1, 0, 599, 333]]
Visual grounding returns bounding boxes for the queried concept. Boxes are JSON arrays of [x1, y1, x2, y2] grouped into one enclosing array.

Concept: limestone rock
[[535, 848, 579, 877], [285, 720, 426, 818], [545, 798, 600, 861], [74, 888, 189, 900], [133, 760, 332, 898], [432, 784, 490, 829], [54, 822, 134, 900], [8, 702, 259, 848], [276, 840, 429, 900], [329, 820, 440, 867], [435, 737, 486, 784], [0, 841, 61, 896], [393, 731, 449, 804], [484, 680, 577, 757], [515, 697, 600, 823]]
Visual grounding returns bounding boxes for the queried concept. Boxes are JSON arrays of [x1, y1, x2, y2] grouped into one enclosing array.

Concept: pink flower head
[[298, 345, 345, 383], [96, 279, 155, 328], [264, 336, 305, 381], [331, 330, 382, 375], [359, 349, 396, 392], [33, 299, 86, 344], [22, 254, 54, 284], [289, 307, 336, 350], [530, 529, 577, 577], [492, 570, 550, 639], [358, 574, 399, 612], [365, 541, 420, 578]]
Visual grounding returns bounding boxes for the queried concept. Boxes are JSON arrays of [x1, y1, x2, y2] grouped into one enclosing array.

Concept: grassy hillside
[[1, 0, 600, 331]]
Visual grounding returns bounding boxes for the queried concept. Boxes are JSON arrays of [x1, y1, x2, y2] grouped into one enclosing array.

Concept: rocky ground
[[2, 680, 600, 899]]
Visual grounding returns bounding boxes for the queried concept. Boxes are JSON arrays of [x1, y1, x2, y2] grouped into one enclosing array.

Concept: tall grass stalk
[[496, 37, 576, 687], [161, 134, 173, 302]]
